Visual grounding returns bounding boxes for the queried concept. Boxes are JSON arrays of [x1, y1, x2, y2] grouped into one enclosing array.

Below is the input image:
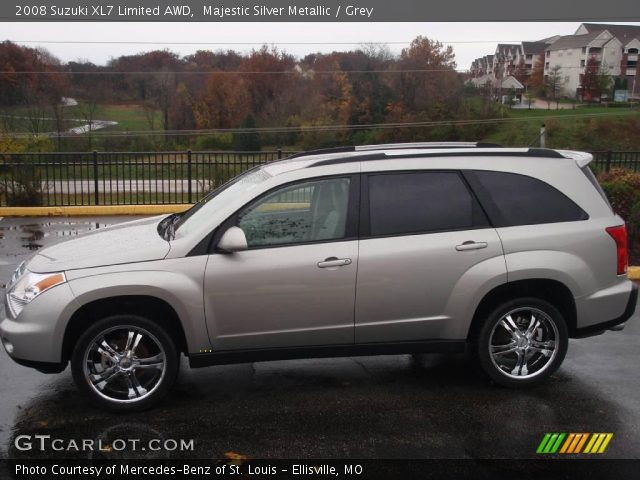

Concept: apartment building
[[543, 30, 622, 98], [470, 23, 640, 99]]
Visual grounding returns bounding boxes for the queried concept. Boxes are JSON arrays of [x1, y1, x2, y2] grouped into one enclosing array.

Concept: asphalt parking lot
[[0, 215, 639, 461]]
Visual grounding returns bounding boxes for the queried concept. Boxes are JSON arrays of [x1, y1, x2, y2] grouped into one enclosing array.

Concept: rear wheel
[[476, 298, 568, 387], [71, 315, 179, 411]]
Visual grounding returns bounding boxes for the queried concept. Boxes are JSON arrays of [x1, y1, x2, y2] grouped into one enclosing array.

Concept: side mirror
[[217, 226, 248, 253]]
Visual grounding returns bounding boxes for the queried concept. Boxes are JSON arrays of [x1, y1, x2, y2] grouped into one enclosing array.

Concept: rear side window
[[469, 170, 588, 227], [367, 172, 488, 236]]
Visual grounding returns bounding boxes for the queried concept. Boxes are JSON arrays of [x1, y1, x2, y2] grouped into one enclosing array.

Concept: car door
[[203, 175, 359, 351], [355, 170, 504, 343]]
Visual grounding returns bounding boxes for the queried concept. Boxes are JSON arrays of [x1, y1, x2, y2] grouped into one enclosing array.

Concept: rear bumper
[[573, 282, 637, 338]]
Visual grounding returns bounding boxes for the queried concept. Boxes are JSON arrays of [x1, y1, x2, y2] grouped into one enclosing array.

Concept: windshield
[[171, 166, 272, 238]]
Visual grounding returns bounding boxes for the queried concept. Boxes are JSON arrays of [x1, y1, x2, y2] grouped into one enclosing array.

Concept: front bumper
[[1, 282, 77, 370]]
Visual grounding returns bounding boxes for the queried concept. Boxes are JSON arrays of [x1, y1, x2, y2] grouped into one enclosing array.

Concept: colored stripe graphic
[[537, 433, 565, 453], [538, 433, 613, 454]]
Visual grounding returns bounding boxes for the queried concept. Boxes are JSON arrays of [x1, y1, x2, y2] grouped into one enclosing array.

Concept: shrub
[[195, 133, 233, 150], [597, 169, 640, 261]]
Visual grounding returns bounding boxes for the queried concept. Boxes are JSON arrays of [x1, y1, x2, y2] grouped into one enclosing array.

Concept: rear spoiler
[[557, 150, 593, 168]]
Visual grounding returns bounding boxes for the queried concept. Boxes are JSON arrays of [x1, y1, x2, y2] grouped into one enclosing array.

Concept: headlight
[[7, 269, 66, 317]]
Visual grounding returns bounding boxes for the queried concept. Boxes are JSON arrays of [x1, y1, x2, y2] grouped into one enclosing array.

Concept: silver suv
[[1, 143, 636, 411]]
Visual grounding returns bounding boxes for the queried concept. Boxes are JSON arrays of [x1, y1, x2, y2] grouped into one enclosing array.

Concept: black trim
[[310, 153, 385, 167], [189, 340, 466, 368], [571, 283, 637, 338], [10, 356, 67, 374], [526, 148, 566, 158]]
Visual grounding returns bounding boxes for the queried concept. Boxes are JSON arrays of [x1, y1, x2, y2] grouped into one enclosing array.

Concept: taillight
[[605, 225, 628, 275]]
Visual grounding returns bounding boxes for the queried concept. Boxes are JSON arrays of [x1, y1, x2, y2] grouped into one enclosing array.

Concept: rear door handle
[[455, 241, 488, 251], [318, 257, 352, 268]]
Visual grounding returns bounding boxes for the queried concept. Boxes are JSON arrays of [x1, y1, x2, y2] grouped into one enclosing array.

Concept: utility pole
[[540, 123, 546, 148]]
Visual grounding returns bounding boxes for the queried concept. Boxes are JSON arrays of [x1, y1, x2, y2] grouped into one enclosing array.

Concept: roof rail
[[310, 147, 567, 167], [354, 142, 503, 151], [284, 142, 503, 161]]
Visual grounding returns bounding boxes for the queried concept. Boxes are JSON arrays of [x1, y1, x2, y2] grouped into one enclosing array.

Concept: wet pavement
[[0, 216, 639, 461]]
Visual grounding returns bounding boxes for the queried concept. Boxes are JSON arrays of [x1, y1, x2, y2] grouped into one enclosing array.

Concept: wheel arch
[[62, 295, 188, 363], [467, 278, 578, 341]]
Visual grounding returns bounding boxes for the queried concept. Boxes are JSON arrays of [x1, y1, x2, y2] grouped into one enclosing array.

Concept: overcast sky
[[2, 22, 639, 70]]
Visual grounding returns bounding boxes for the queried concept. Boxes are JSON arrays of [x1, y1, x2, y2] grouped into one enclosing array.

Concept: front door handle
[[317, 257, 352, 268], [455, 241, 488, 251]]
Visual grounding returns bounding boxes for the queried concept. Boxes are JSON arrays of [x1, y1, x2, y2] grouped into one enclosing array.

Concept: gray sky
[[1, 22, 639, 70]]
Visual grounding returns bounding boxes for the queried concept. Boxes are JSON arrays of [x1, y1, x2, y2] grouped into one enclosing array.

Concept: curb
[[0, 205, 191, 217]]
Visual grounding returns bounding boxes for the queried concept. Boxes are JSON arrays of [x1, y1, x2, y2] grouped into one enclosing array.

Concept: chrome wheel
[[83, 326, 167, 404], [488, 307, 559, 380]]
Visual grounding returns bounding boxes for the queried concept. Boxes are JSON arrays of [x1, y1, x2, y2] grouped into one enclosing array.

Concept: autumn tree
[[581, 57, 612, 102], [527, 53, 546, 98], [193, 71, 251, 129], [513, 58, 529, 84]]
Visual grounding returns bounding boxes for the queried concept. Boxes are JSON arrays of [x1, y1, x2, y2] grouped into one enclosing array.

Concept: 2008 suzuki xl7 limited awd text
[[1, 143, 636, 410]]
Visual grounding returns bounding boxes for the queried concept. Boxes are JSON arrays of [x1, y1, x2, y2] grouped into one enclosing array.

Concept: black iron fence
[[1, 149, 639, 207], [0, 150, 294, 207], [591, 151, 640, 172]]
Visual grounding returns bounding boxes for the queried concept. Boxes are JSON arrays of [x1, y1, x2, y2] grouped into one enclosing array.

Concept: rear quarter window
[[467, 170, 588, 227]]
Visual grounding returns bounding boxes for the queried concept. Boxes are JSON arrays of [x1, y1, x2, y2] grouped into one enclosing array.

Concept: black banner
[[2, 459, 640, 480], [2, 0, 640, 22]]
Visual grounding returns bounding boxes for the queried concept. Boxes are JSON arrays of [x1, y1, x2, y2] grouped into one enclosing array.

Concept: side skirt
[[188, 340, 466, 368]]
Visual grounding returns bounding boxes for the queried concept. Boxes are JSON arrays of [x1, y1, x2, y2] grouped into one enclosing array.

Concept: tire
[[71, 314, 179, 412], [475, 297, 568, 387]]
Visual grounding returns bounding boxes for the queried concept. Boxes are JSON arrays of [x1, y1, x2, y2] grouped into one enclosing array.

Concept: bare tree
[[546, 65, 564, 109]]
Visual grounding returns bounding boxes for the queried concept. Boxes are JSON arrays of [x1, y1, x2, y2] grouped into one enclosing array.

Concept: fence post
[[187, 150, 193, 204], [92, 151, 99, 205], [606, 150, 612, 173], [277, 148, 282, 159]]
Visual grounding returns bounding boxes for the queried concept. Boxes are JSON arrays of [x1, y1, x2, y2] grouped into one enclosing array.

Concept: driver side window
[[237, 177, 351, 248]]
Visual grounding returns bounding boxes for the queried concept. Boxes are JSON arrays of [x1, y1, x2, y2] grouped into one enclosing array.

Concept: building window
[[545, 62, 549, 69], [546, 51, 550, 57], [580, 60, 585, 67], [629, 48, 639, 54], [526, 54, 533, 60]]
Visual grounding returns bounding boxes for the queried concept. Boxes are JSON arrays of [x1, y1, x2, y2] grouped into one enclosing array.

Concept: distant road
[[41, 179, 213, 194]]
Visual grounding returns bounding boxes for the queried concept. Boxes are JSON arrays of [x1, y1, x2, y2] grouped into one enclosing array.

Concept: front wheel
[[476, 298, 568, 387], [71, 315, 179, 411]]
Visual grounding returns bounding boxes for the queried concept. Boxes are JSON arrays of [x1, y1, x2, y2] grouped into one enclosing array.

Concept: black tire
[[475, 297, 568, 387], [71, 314, 179, 412]]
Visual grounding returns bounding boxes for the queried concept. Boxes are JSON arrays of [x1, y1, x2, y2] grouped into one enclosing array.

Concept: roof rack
[[284, 142, 503, 161], [354, 142, 503, 151], [309, 147, 567, 167]]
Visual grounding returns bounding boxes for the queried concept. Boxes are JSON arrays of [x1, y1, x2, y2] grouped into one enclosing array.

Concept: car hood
[[27, 215, 171, 273]]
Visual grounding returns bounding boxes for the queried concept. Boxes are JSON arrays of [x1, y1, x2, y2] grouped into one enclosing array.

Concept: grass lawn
[[65, 103, 161, 132]]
